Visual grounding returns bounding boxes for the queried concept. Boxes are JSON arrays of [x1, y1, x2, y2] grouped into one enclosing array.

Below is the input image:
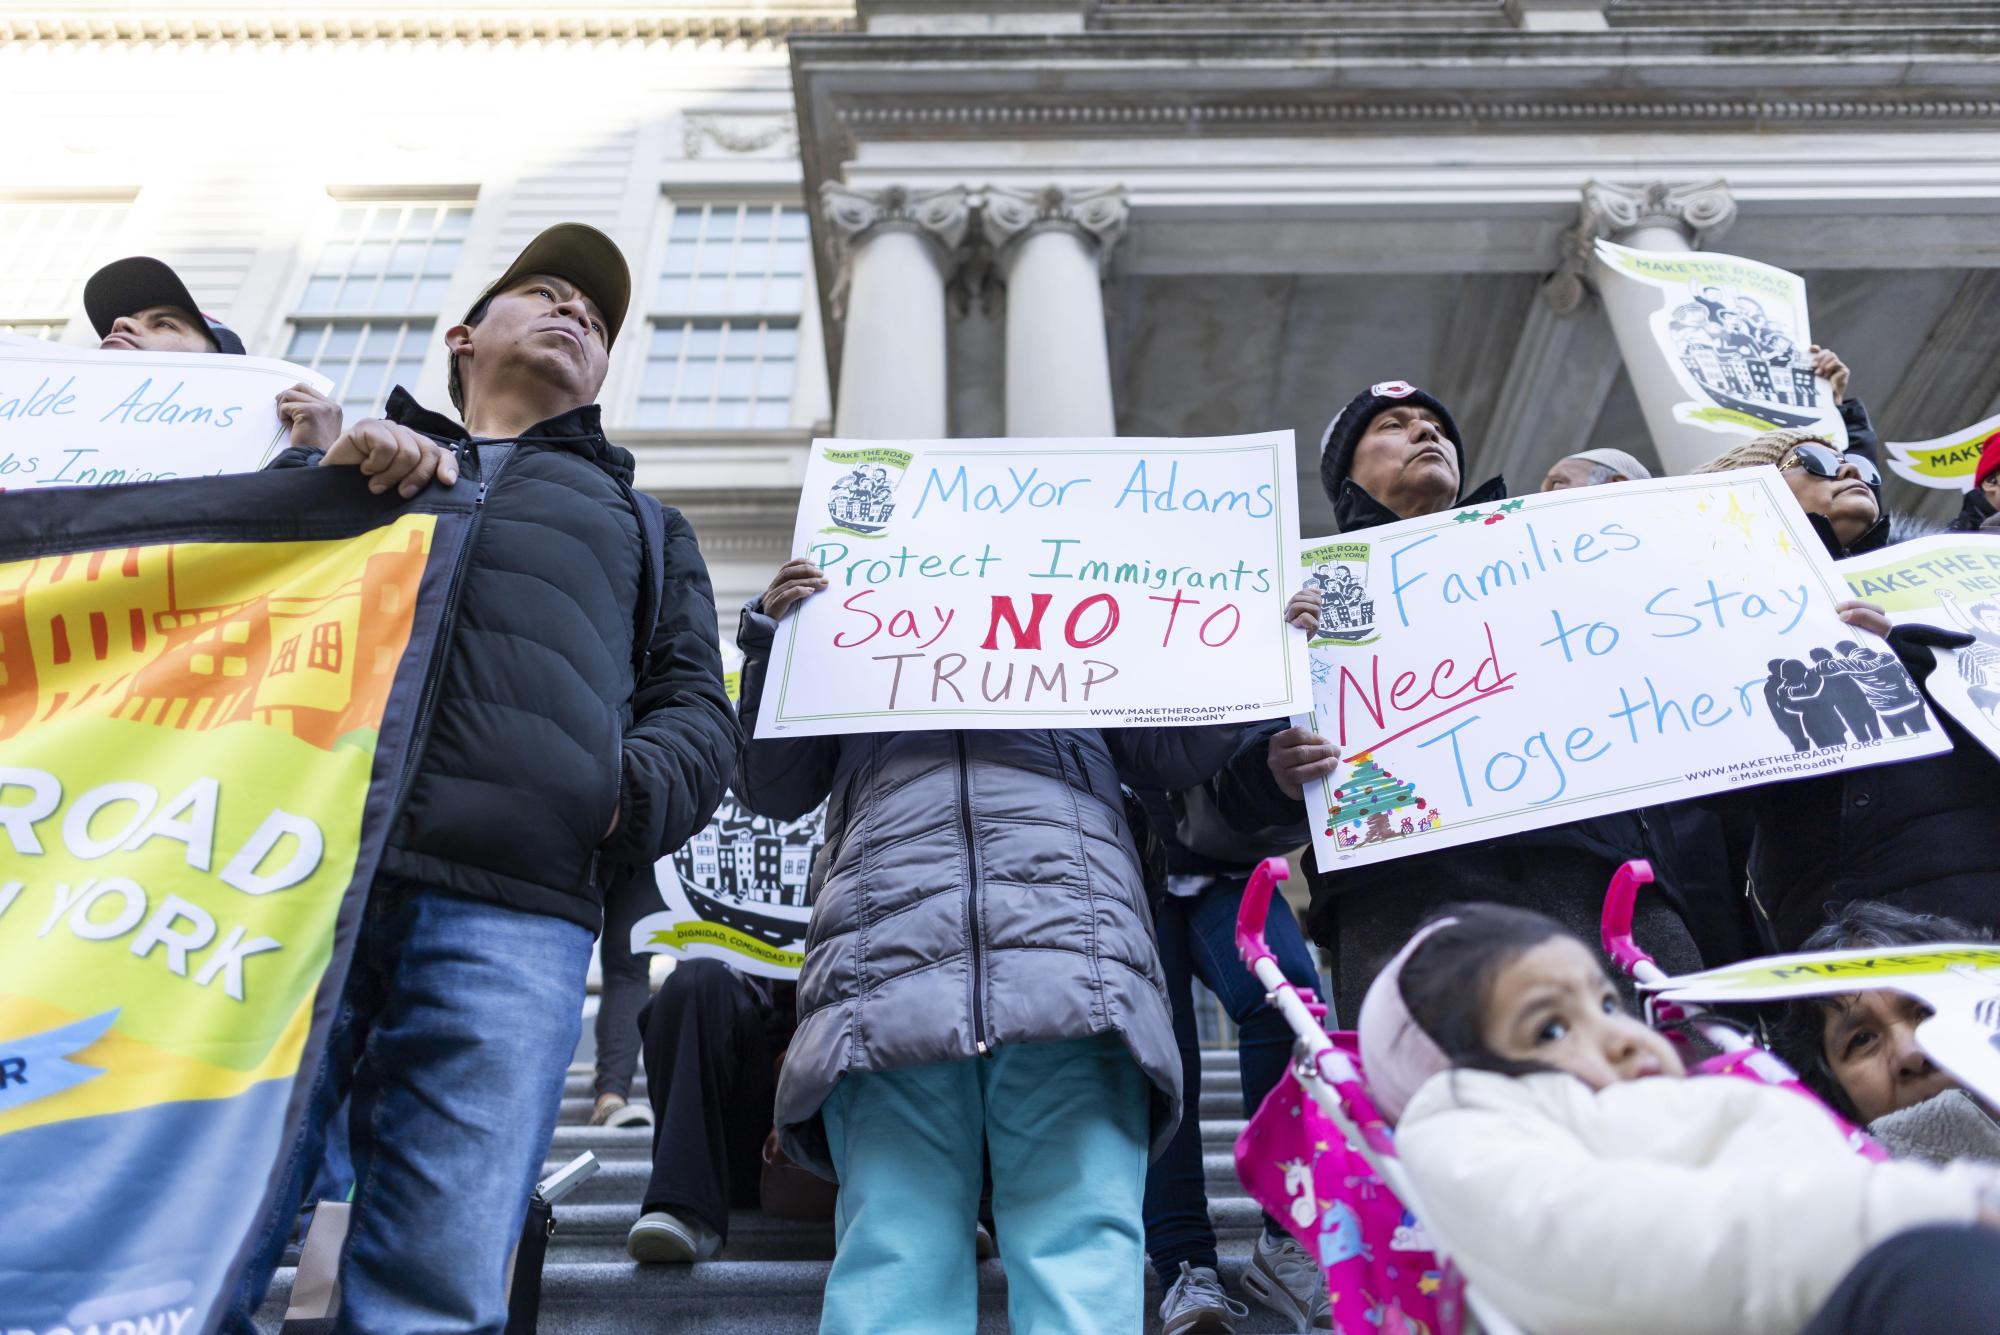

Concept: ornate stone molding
[[819, 183, 974, 320], [978, 185, 1130, 273], [682, 112, 799, 160], [0, 11, 852, 44], [837, 97, 2000, 133], [1543, 178, 1737, 315]]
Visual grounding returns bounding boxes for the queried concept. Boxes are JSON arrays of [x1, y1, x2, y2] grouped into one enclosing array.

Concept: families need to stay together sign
[[634, 671, 825, 980], [757, 434, 1311, 736], [1837, 535, 2000, 763], [0, 338, 331, 489], [1296, 470, 1949, 874], [0, 469, 469, 1333]]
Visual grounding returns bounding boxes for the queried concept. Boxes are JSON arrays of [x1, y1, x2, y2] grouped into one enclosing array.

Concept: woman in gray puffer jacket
[[737, 558, 1246, 1335]]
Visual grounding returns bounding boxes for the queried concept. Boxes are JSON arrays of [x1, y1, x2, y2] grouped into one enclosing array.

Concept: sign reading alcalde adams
[[0, 468, 468, 1335], [0, 338, 331, 488], [1296, 471, 1949, 874], [1592, 240, 1846, 474], [758, 434, 1312, 736]]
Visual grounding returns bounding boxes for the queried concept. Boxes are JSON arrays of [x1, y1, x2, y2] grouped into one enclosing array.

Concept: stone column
[[980, 185, 1128, 438], [821, 183, 971, 438], [1482, 178, 1737, 486]]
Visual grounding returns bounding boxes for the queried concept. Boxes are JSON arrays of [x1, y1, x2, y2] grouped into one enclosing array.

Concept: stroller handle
[[1601, 857, 1673, 989], [1235, 856, 1292, 972]]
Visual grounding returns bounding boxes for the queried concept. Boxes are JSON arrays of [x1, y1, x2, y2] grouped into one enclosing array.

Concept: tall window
[[286, 201, 472, 417], [0, 200, 130, 339], [636, 201, 807, 429]]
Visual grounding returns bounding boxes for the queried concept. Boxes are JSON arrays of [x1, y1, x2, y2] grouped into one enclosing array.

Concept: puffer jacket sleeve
[[1105, 720, 1249, 792], [1840, 397, 1882, 464], [1201, 717, 1305, 834], [1396, 1073, 1986, 1335], [264, 444, 323, 470], [600, 506, 738, 865], [733, 598, 843, 821]]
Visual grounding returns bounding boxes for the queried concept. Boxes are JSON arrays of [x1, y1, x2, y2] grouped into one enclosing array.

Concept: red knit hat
[[1977, 430, 2000, 488]]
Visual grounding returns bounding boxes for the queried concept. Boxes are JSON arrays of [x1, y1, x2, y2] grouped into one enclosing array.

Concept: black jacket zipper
[[954, 731, 989, 1056], [390, 453, 491, 821]]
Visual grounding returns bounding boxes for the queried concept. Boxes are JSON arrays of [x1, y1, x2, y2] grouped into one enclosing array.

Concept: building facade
[[4, 0, 1998, 631]]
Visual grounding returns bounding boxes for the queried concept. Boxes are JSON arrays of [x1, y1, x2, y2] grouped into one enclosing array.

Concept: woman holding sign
[[735, 557, 1247, 1335], [1696, 432, 2000, 949]]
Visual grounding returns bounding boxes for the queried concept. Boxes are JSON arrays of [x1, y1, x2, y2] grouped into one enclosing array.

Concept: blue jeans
[[227, 883, 593, 1335], [819, 1036, 1150, 1335], [1143, 877, 1319, 1283]]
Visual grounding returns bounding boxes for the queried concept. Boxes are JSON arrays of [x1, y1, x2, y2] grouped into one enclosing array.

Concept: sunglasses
[[1783, 441, 1880, 489]]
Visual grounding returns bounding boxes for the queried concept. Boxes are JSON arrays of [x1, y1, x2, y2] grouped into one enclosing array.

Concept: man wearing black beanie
[[1197, 379, 1707, 1022]]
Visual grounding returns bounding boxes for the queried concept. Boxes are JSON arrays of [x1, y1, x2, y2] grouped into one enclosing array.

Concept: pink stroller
[[1230, 856, 1883, 1334]]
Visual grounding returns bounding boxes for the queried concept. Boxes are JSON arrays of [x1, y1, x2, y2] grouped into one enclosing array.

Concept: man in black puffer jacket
[[230, 225, 736, 1334]]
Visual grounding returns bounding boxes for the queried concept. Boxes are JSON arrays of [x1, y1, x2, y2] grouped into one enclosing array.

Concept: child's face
[[1821, 989, 1955, 1123], [1482, 938, 1685, 1089]]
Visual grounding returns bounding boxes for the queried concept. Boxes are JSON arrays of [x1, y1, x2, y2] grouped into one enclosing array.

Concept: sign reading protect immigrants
[[0, 469, 467, 1334], [1296, 470, 1950, 874], [758, 433, 1312, 736]]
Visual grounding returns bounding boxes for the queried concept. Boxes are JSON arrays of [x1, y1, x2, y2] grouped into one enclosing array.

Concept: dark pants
[[638, 959, 778, 1242], [1143, 878, 1320, 1285], [595, 866, 655, 1099], [1802, 1224, 2000, 1334]]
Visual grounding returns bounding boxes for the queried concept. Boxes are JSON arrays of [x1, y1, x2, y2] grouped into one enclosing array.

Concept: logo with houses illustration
[[0, 520, 431, 749]]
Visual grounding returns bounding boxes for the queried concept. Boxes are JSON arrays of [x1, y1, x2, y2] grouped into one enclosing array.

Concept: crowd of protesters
[[71, 222, 2000, 1335]]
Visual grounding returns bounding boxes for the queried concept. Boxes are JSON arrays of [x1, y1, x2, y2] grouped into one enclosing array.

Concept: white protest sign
[[1297, 470, 1949, 873], [1593, 239, 1846, 474], [0, 338, 331, 488], [1836, 535, 2000, 762], [633, 670, 825, 979], [757, 434, 1311, 736], [1883, 411, 2000, 492], [1646, 943, 2000, 1107]]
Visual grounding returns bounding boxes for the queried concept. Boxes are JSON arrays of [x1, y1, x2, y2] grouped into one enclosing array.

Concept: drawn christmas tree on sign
[[1326, 750, 1434, 847]]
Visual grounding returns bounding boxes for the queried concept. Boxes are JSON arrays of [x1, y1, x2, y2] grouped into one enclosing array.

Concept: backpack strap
[[630, 489, 669, 682]]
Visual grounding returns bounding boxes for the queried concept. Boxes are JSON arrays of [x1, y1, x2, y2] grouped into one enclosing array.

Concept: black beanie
[[1317, 380, 1466, 506]]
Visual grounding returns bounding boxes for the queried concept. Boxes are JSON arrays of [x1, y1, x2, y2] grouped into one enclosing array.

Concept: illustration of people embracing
[[820, 446, 912, 537], [1762, 640, 1929, 752]]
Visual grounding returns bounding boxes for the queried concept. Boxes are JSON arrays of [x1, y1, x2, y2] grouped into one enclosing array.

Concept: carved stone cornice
[[834, 95, 2000, 135], [1543, 178, 1737, 315], [978, 184, 1129, 273], [819, 183, 974, 319], [0, 10, 853, 44]]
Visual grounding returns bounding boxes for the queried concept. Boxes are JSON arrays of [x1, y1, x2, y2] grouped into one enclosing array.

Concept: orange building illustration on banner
[[0, 517, 434, 749]]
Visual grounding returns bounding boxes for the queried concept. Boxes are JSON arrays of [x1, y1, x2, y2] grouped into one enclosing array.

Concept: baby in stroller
[[1359, 903, 2000, 1335]]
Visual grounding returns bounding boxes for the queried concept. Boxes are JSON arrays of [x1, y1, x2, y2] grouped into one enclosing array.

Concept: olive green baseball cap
[[449, 222, 631, 412]]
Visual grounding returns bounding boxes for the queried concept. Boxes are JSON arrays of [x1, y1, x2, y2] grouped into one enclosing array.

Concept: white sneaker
[[627, 1209, 723, 1263], [1241, 1231, 1332, 1330], [605, 1099, 654, 1128], [1158, 1261, 1247, 1335]]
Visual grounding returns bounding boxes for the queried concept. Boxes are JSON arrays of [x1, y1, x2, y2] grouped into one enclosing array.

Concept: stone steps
[[259, 1244, 1307, 1334], [257, 1049, 1286, 1332]]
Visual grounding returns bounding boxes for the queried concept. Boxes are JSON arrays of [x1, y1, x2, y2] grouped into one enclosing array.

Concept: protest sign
[[1592, 239, 1846, 473], [1883, 411, 2000, 492], [633, 671, 824, 979], [1646, 943, 2000, 1107], [757, 434, 1311, 737], [0, 338, 331, 488], [0, 466, 472, 1333], [1836, 535, 2000, 762], [1296, 469, 1948, 874]]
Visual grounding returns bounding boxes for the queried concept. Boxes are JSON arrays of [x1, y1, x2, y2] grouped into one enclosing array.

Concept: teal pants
[[819, 1035, 1151, 1335]]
